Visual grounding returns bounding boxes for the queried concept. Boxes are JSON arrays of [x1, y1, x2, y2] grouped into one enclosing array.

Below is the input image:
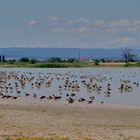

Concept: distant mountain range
[[0, 47, 140, 60]]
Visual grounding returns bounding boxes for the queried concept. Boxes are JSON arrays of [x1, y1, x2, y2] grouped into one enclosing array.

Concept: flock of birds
[[0, 69, 139, 104]]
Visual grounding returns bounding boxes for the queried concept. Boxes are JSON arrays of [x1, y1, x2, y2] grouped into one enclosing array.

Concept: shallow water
[[0, 68, 140, 106]]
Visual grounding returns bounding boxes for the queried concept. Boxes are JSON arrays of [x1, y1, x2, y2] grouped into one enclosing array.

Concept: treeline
[[7, 57, 79, 64], [1, 47, 138, 65], [1, 56, 138, 64]]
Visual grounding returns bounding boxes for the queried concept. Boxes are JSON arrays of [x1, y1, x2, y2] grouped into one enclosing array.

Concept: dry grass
[[8, 136, 93, 140], [124, 136, 140, 140], [9, 136, 70, 140]]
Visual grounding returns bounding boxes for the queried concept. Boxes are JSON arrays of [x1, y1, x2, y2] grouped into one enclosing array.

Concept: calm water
[[0, 68, 140, 106]]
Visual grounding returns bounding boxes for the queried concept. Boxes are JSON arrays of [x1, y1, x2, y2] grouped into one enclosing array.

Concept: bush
[[20, 58, 29, 62], [67, 58, 76, 63], [34, 63, 68, 68], [94, 60, 99, 65], [30, 59, 37, 64]]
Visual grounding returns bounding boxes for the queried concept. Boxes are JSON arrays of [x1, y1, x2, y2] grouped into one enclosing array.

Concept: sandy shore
[[0, 98, 140, 140]]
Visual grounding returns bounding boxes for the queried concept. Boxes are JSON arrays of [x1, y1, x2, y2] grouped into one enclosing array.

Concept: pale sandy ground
[[0, 98, 140, 140]]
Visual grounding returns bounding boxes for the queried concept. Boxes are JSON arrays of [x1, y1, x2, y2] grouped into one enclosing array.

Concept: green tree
[[30, 59, 37, 64], [2, 55, 5, 62], [94, 59, 99, 65], [20, 58, 29, 62]]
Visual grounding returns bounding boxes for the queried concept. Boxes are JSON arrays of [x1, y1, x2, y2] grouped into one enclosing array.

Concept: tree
[[2, 55, 5, 62], [101, 58, 105, 63], [8, 59, 16, 64], [20, 58, 29, 62], [122, 47, 136, 63], [94, 59, 99, 65], [30, 59, 37, 64], [48, 57, 62, 62], [67, 58, 76, 63]]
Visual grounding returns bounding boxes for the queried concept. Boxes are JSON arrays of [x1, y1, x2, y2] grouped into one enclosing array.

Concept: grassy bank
[[0, 61, 139, 68], [0, 62, 86, 68], [124, 62, 140, 67]]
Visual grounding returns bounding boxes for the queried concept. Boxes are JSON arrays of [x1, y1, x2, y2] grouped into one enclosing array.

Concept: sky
[[0, 0, 140, 48]]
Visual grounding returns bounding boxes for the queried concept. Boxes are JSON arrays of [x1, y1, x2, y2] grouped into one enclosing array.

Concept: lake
[[0, 68, 140, 106]]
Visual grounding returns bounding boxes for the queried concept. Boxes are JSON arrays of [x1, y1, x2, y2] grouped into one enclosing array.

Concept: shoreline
[[0, 97, 140, 140], [0, 62, 132, 68], [1, 97, 140, 110], [0, 67, 140, 140]]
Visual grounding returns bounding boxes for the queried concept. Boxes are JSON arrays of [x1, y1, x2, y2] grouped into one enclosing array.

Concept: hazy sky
[[0, 0, 140, 48]]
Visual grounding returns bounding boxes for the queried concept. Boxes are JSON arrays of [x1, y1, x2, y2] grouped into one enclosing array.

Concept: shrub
[[30, 59, 37, 64], [20, 58, 29, 62], [94, 60, 99, 65]]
